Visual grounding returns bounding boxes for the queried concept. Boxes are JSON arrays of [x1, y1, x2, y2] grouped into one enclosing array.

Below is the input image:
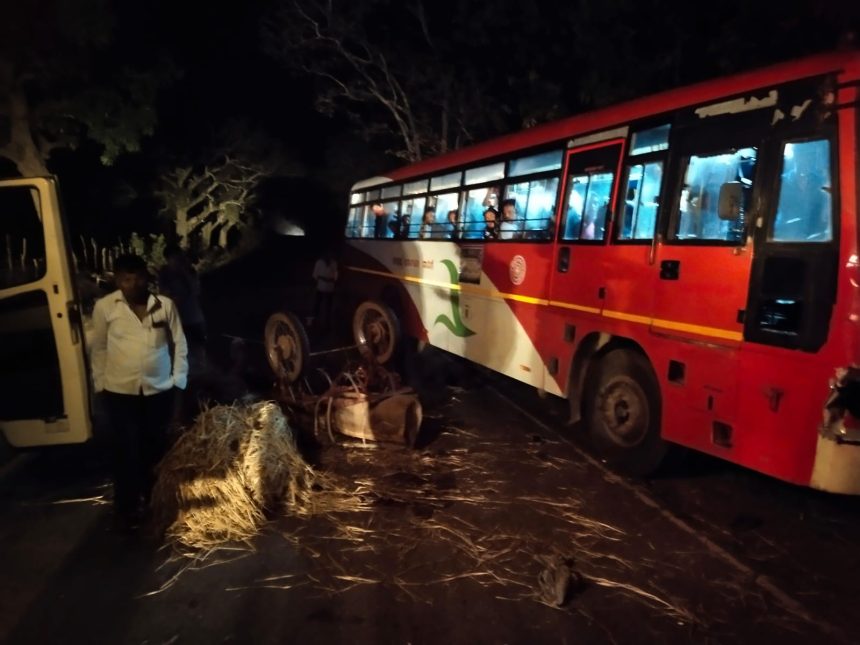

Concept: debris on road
[[537, 555, 580, 607], [280, 361, 423, 447]]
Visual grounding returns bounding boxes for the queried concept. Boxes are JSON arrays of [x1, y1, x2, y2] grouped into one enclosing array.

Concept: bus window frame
[[765, 130, 840, 246], [662, 128, 764, 248], [496, 169, 562, 244], [555, 140, 626, 246], [460, 180, 504, 241], [421, 187, 465, 242], [611, 150, 668, 246]]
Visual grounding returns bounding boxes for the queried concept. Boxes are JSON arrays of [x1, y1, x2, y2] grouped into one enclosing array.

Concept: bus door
[[0, 178, 91, 447], [550, 140, 625, 318], [602, 124, 671, 328], [744, 133, 839, 354], [739, 131, 841, 481], [649, 126, 763, 448]]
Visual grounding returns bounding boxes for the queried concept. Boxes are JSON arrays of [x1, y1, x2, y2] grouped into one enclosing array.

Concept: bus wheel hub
[[600, 378, 647, 447]]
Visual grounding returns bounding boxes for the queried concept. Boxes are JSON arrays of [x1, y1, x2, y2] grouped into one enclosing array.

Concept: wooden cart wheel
[[264, 311, 310, 383], [352, 300, 401, 365]]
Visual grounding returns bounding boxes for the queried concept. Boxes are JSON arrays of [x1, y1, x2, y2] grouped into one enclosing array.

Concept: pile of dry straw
[[151, 401, 356, 552]]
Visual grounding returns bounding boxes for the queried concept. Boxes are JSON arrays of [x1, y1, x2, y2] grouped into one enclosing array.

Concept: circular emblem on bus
[[509, 255, 527, 285]]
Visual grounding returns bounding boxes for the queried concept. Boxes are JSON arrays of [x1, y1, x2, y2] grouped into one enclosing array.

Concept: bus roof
[[352, 50, 858, 192]]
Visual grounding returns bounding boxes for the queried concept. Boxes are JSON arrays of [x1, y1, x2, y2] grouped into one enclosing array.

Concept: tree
[[264, 0, 857, 167], [156, 156, 269, 252], [0, 0, 176, 177], [155, 120, 301, 259], [263, 0, 513, 162]]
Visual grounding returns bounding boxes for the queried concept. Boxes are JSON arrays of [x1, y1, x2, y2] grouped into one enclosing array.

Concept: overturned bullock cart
[[264, 301, 423, 447]]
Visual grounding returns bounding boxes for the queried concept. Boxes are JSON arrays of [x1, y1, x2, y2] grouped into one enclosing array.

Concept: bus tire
[[585, 348, 667, 476]]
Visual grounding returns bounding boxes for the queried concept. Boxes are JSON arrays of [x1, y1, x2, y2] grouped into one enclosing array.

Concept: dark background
[[6, 0, 859, 250]]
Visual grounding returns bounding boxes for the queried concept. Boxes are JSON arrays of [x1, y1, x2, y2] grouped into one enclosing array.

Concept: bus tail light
[[821, 367, 860, 445]]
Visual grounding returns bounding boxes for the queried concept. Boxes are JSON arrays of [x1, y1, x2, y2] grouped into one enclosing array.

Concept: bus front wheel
[[585, 348, 667, 476]]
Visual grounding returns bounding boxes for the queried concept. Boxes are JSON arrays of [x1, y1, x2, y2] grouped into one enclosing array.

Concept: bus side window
[[771, 139, 833, 243], [617, 162, 663, 240], [673, 147, 757, 243], [561, 173, 613, 241], [346, 205, 363, 238], [384, 201, 408, 239], [463, 186, 500, 239], [360, 203, 372, 238], [400, 196, 432, 239], [505, 177, 559, 240], [502, 183, 527, 240]]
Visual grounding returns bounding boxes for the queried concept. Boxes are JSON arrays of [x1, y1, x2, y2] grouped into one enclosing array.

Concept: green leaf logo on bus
[[434, 259, 476, 337]]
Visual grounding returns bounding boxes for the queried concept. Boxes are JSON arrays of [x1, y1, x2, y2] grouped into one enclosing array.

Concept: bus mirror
[[718, 181, 743, 220]]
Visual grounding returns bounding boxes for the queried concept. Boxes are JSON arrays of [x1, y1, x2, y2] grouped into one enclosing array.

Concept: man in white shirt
[[90, 254, 188, 526], [499, 198, 522, 240], [311, 250, 338, 332]]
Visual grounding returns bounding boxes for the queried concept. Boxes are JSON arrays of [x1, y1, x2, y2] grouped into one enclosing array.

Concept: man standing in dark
[[91, 254, 188, 528], [158, 245, 206, 359], [311, 249, 338, 332]]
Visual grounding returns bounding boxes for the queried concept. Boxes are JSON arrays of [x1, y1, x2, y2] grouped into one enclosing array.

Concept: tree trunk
[[218, 222, 231, 249], [201, 221, 216, 249], [175, 207, 191, 249], [4, 88, 49, 177]]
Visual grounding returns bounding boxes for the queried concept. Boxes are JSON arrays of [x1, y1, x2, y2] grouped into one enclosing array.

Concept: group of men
[[371, 198, 530, 241]]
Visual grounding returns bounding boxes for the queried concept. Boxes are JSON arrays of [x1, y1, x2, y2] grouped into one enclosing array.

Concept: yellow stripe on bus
[[344, 265, 742, 342], [650, 318, 743, 342], [548, 299, 602, 315], [604, 308, 743, 341]]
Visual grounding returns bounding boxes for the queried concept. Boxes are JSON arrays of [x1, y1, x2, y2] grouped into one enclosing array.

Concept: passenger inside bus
[[419, 206, 444, 239], [772, 139, 832, 242], [581, 209, 596, 240], [583, 193, 608, 240], [676, 148, 756, 243], [499, 198, 520, 240], [388, 210, 410, 239], [447, 209, 462, 239], [464, 186, 500, 238], [371, 201, 388, 239], [619, 162, 663, 240], [483, 207, 499, 240], [543, 213, 557, 240], [563, 180, 586, 239]]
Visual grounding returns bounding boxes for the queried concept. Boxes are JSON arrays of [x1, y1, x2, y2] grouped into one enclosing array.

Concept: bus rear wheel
[[585, 348, 667, 476]]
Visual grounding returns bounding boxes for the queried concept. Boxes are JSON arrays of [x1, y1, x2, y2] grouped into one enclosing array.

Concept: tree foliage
[[154, 120, 300, 260], [0, 0, 176, 177], [263, 0, 508, 162], [156, 156, 270, 253]]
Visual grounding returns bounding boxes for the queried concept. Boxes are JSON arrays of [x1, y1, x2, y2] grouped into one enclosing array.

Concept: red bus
[[339, 51, 860, 494]]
